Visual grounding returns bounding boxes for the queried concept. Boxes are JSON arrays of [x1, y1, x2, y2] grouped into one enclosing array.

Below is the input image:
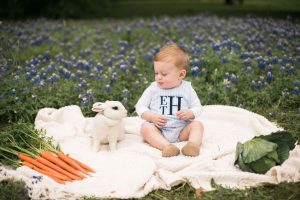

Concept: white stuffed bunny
[[84, 101, 127, 152]]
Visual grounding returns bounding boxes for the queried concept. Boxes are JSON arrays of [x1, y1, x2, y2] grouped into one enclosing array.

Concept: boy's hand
[[141, 112, 167, 129], [150, 114, 167, 129], [176, 109, 195, 120]]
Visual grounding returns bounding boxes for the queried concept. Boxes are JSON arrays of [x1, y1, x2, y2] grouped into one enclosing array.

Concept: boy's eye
[[162, 73, 167, 76]]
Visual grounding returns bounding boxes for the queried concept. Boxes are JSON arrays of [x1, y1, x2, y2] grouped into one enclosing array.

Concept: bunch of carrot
[[19, 150, 95, 184], [0, 123, 95, 184]]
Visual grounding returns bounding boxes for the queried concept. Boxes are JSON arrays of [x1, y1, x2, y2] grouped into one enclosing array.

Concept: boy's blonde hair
[[154, 43, 189, 70]]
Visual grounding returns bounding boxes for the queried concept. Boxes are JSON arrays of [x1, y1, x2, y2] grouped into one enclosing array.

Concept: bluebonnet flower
[[145, 52, 153, 61], [122, 89, 131, 97], [246, 66, 252, 74], [86, 89, 93, 102], [225, 82, 232, 91], [80, 97, 88, 107], [15, 66, 22, 75], [257, 58, 266, 70], [266, 48, 272, 56], [240, 52, 250, 59], [224, 72, 230, 79], [279, 65, 286, 73], [15, 96, 21, 104], [287, 65, 294, 74], [221, 56, 228, 64], [130, 65, 138, 74], [43, 51, 51, 62], [282, 88, 290, 98], [294, 81, 299, 87], [39, 80, 45, 88], [47, 63, 56, 73], [293, 87, 299, 95], [129, 55, 136, 65], [269, 111, 276, 117], [14, 75, 20, 81], [32, 176, 43, 184], [96, 63, 103, 71], [121, 97, 128, 105], [49, 73, 60, 84], [266, 71, 275, 83], [212, 43, 221, 51], [0, 93, 5, 100], [265, 64, 273, 72], [133, 80, 140, 88], [11, 89, 17, 95], [25, 72, 32, 80], [243, 58, 251, 66], [191, 66, 200, 77], [229, 74, 238, 83], [104, 84, 111, 93], [120, 64, 127, 72], [110, 72, 118, 84], [250, 80, 263, 90], [31, 75, 41, 84], [190, 58, 203, 67]]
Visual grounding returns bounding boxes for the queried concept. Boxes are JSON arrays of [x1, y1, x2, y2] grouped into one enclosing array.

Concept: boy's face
[[154, 61, 186, 89]]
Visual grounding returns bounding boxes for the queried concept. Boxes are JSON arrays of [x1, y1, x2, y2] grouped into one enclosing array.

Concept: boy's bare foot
[[162, 144, 180, 157], [181, 142, 200, 156]]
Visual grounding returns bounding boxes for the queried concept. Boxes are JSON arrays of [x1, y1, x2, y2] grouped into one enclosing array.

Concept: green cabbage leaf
[[234, 131, 296, 174]]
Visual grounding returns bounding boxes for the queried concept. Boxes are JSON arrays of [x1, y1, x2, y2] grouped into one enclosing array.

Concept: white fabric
[[135, 80, 203, 118], [1, 105, 300, 199]]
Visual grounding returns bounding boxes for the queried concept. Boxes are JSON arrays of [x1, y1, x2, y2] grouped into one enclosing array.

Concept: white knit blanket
[[1, 105, 299, 199]]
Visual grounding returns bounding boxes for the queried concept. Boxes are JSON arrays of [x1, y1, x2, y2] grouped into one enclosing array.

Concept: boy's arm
[[141, 111, 166, 129], [189, 87, 203, 119], [135, 85, 166, 128], [176, 85, 203, 120], [135, 85, 152, 116]]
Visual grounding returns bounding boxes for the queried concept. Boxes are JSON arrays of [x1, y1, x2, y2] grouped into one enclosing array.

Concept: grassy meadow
[[0, 0, 300, 199]]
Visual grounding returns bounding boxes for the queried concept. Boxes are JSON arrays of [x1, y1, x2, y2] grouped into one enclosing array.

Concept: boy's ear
[[179, 69, 186, 79]]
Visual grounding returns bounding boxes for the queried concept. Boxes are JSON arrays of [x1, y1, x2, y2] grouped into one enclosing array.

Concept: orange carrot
[[41, 151, 85, 179], [22, 161, 65, 184], [35, 156, 73, 181], [67, 155, 95, 173], [57, 152, 89, 175], [18, 153, 70, 181]]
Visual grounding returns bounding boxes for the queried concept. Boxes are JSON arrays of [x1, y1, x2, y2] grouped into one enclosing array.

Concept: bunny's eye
[[112, 106, 118, 110]]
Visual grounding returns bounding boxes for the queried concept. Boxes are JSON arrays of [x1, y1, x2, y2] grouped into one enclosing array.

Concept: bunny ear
[[92, 102, 105, 113]]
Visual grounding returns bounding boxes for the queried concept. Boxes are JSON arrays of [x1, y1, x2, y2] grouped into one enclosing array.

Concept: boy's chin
[[157, 81, 182, 89]]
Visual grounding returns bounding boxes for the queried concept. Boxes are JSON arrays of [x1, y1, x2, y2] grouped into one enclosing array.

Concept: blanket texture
[[1, 105, 299, 199]]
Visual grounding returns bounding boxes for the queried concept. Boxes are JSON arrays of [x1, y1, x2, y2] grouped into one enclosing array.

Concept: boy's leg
[[179, 120, 204, 145], [141, 124, 180, 157], [179, 121, 204, 156]]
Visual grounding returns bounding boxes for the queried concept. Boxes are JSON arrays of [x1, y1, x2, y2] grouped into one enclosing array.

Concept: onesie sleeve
[[135, 84, 153, 117], [189, 85, 203, 119]]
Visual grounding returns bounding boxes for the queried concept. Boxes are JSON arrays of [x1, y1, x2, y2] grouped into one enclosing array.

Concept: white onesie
[[135, 80, 203, 143]]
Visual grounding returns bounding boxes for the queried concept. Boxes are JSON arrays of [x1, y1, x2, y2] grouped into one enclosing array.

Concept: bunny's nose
[[112, 106, 118, 110]]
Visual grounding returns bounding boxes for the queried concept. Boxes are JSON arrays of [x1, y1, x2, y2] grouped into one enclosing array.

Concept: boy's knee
[[191, 121, 204, 131], [140, 124, 153, 137]]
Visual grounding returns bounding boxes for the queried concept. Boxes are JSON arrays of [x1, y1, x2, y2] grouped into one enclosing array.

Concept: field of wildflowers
[[0, 15, 299, 199]]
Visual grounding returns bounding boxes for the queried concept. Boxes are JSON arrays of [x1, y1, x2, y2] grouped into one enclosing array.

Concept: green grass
[[0, 178, 30, 200], [98, 0, 300, 19], [0, 8, 299, 199], [2, 179, 299, 200]]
